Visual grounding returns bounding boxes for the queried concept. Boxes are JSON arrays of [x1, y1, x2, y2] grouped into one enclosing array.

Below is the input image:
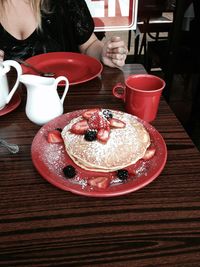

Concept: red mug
[[112, 74, 165, 122]]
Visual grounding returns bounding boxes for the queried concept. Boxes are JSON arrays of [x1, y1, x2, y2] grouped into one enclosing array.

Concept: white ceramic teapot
[[0, 60, 22, 110], [19, 74, 69, 125]]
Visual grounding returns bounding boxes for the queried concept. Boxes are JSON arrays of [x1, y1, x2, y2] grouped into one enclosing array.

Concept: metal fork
[[16, 59, 55, 77], [0, 139, 19, 154]]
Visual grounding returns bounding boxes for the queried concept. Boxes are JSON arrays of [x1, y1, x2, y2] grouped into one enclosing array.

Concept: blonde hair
[[0, 0, 51, 28], [32, 0, 52, 28]]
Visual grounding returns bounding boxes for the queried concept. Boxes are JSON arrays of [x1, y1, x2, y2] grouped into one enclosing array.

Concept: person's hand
[[101, 36, 128, 68], [0, 50, 4, 62]]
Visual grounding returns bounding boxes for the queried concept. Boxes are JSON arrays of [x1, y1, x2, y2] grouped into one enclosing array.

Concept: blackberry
[[55, 128, 62, 132], [84, 129, 97, 141], [63, 165, 76, 178], [102, 109, 113, 120], [117, 169, 129, 181]]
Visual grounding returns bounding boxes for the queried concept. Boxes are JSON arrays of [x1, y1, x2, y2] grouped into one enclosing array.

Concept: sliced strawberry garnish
[[142, 147, 156, 160], [97, 128, 110, 143], [88, 111, 110, 130], [70, 119, 89, 134], [88, 176, 110, 189], [109, 118, 126, 128], [82, 108, 100, 120], [47, 129, 63, 143]]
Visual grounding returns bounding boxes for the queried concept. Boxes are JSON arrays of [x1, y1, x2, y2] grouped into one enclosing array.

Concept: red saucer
[[0, 93, 21, 116]]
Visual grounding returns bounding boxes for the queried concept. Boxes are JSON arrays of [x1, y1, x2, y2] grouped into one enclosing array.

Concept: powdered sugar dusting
[[69, 175, 88, 189], [40, 144, 66, 174], [135, 161, 148, 177]]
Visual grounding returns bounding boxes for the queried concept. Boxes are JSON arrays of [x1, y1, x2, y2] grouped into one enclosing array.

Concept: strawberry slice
[[47, 129, 63, 143], [70, 119, 89, 134], [88, 111, 110, 130], [97, 128, 110, 143], [109, 118, 126, 128], [88, 176, 110, 189], [82, 108, 100, 120], [142, 147, 156, 160]]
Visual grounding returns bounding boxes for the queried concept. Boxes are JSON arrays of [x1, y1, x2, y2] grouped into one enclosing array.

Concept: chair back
[[138, 0, 175, 18]]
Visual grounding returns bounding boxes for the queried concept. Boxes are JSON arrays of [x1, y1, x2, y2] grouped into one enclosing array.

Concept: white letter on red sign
[[108, 0, 130, 17], [85, 0, 105, 17]]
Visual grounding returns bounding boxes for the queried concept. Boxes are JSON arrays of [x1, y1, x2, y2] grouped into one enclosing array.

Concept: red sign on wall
[[85, 0, 138, 31]]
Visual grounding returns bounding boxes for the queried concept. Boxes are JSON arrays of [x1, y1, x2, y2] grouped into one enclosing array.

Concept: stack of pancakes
[[61, 110, 150, 172]]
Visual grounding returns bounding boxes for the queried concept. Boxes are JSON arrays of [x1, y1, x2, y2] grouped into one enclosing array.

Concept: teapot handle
[[1, 63, 10, 75], [3, 60, 22, 104], [54, 76, 69, 104]]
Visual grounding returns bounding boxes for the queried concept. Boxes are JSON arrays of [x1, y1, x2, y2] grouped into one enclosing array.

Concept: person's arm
[[79, 33, 128, 68], [79, 33, 103, 60], [0, 50, 4, 62]]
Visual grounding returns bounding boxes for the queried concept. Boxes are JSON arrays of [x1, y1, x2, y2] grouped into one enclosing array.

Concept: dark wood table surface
[[0, 64, 200, 266]]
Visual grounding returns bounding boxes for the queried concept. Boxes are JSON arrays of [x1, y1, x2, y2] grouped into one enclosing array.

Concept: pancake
[[61, 110, 150, 172]]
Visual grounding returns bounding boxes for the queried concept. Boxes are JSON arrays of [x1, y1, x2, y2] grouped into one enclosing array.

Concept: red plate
[[0, 93, 21, 116], [22, 52, 103, 85], [31, 110, 167, 197]]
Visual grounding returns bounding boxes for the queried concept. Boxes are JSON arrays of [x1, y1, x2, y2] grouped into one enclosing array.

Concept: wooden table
[[0, 64, 200, 266]]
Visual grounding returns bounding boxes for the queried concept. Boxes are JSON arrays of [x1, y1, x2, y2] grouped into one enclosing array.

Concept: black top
[[0, 0, 94, 60]]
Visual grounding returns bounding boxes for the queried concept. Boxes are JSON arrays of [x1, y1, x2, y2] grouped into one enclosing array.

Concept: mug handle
[[112, 82, 126, 102], [54, 76, 69, 104], [3, 60, 22, 104]]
